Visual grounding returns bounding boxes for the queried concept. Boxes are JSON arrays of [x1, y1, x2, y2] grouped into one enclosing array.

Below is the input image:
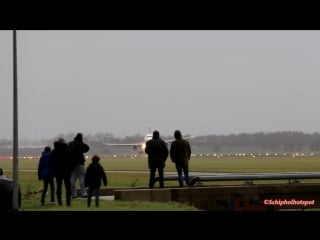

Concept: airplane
[[103, 127, 193, 154]]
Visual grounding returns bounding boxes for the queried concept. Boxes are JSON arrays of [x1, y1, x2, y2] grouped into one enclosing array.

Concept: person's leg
[[70, 167, 78, 198], [158, 167, 164, 188], [79, 164, 87, 197], [56, 177, 63, 206], [40, 180, 48, 205], [175, 163, 184, 187], [87, 188, 93, 207], [182, 164, 189, 186], [64, 174, 72, 206], [94, 188, 100, 207], [49, 178, 55, 203], [149, 168, 156, 188]]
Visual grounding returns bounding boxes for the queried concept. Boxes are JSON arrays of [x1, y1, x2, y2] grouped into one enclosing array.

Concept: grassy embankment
[[1, 155, 320, 210]]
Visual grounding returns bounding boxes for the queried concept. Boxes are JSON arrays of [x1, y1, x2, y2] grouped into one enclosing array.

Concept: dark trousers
[[55, 174, 72, 206], [87, 187, 100, 207], [149, 167, 164, 188], [175, 163, 189, 187], [41, 178, 55, 205]]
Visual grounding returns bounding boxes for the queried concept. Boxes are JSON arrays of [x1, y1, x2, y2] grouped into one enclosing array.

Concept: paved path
[[100, 195, 115, 200]]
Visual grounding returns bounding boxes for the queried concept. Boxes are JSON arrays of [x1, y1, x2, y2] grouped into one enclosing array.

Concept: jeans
[[175, 163, 189, 187], [87, 187, 100, 207], [56, 174, 72, 206], [71, 164, 87, 197]]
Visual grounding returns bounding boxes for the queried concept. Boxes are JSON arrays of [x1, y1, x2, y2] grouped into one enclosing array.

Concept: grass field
[[1, 155, 320, 210]]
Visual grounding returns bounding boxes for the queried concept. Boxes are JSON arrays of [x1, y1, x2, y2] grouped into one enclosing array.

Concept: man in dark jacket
[[49, 138, 74, 206], [145, 130, 169, 188], [69, 133, 90, 198], [170, 130, 192, 187]]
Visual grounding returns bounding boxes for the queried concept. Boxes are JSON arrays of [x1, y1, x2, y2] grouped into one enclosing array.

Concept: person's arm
[[163, 141, 169, 160], [187, 142, 191, 160], [100, 166, 107, 186], [170, 142, 175, 162], [81, 143, 90, 153]]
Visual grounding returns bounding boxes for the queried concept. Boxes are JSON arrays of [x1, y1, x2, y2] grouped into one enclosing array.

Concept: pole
[[12, 29, 19, 210]]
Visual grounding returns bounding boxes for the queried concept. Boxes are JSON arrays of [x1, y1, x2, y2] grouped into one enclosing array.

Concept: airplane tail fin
[[148, 124, 152, 133]]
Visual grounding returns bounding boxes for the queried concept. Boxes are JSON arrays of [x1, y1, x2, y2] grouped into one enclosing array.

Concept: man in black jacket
[[145, 130, 169, 188], [50, 138, 74, 206], [170, 130, 192, 187], [69, 133, 90, 198]]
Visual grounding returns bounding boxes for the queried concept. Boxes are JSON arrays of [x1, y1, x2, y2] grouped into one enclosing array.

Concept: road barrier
[[155, 172, 320, 186]]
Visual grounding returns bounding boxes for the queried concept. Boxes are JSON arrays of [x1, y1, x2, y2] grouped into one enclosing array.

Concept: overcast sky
[[1, 30, 320, 140]]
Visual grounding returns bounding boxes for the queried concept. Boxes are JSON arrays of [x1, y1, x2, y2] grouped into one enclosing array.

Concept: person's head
[[92, 155, 100, 163], [74, 133, 83, 142], [57, 138, 66, 144], [174, 130, 182, 139], [44, 146, 51, 152], [153, 130, 160, 139], [54, 138, 66, 148]]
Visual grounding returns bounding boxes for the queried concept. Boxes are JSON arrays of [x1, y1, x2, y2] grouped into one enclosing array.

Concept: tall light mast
[[12, 29, 19, 210]]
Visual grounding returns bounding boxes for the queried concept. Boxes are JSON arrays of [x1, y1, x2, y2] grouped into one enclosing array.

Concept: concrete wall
[[114, 184, 320, 211]]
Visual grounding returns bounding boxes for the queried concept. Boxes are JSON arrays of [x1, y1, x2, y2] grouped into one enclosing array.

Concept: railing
[[155, 172, 320, 186]]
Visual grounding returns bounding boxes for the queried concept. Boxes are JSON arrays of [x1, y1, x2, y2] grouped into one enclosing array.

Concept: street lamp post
[[12, 29, 19, 210]]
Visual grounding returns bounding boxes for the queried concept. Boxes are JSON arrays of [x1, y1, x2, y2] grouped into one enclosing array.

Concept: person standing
[[69, 133, 90, 198], [37, 146, 55, 206], [84, 155, 107, 207], [145, 130, 169, 188], [169, 130, 192, 187], [49, 138, 74, 206]]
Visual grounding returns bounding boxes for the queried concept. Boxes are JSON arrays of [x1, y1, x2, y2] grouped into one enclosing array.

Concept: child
[[38, 146, 55, 206], [84, 155, 107, 207]]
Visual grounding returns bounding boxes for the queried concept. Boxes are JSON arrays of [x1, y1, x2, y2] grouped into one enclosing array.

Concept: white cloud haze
[[1, 30, 320, 140]]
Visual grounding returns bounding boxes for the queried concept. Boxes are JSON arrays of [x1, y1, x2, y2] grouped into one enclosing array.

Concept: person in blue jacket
[[38, 146, 55, 206]]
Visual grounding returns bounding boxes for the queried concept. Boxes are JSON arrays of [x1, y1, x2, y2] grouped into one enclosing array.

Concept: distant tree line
[[190, 131, 320, 153]]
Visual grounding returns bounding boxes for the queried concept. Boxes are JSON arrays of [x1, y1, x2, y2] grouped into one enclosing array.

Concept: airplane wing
[[1, 145, 45, 149], [183, 136, 194, 140], [19, 145, 45, 149], [164, 136, 194, 143], [102, 130, 193, 153], [103, 143, 143, 147], [103, 131, 152, 152], [103, 135, 193, 146], [103, 142, 145, 151]]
